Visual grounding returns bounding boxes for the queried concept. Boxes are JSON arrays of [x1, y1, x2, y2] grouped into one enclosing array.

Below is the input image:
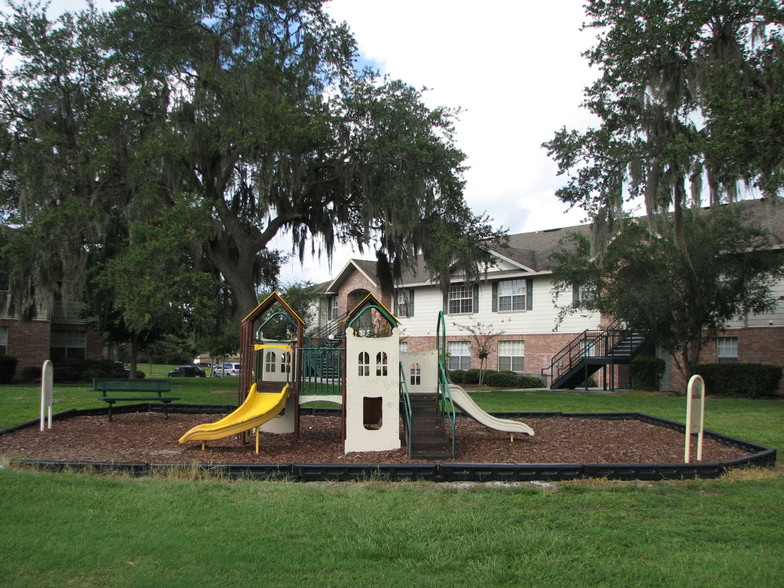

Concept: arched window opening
[[358, 352, 370, 376], [410, 363, 421, 386], [265, 351, 276, 373], [376, 351, 388, 376]]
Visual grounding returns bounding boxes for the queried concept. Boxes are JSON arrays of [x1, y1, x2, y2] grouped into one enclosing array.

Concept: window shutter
[[572, 285, 578, 305], [473, 284, 479, 312], [409, 289, 415, 316], [492, 282, 498, 312], [526, 279, 533, 310], [393, 290, 399, 315]]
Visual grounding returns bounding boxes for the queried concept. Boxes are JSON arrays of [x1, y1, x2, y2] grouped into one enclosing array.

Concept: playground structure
[[179, 291, 534, 457]]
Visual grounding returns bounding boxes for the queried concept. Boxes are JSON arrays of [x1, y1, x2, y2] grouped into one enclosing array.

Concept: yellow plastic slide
[[178, 382, 290, 446]]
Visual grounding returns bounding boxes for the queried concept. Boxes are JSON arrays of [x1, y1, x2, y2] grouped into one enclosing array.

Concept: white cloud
[[326, 0, 599, 240]]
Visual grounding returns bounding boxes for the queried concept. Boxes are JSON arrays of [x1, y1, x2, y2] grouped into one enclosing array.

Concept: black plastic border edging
[[2, 406, 777, 483]]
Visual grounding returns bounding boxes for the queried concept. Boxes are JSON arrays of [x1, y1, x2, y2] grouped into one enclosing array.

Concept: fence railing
[[300, 347, 343, 397]]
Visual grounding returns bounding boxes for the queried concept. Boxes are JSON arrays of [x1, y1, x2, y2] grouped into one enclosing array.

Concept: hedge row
[[630, 356, 666, 391], [0, 355, 18, 384], [449, 369, 543, 389], [695, 363, 783, 398]]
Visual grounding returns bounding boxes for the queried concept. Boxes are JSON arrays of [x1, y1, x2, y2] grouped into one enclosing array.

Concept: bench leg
[[107, 403, 113, 422]]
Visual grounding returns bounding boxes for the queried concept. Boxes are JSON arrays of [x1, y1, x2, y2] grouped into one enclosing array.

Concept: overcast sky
[[44, 0, 601, 284]]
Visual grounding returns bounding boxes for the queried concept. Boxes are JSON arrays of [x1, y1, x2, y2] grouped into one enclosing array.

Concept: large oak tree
[[1, 1, 501, 344]]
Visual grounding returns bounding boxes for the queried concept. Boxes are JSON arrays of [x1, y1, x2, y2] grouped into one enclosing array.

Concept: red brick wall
[[85, 329, 105, 362], [1, 319, 105, 375], [1, 319, 51, 371], [668, 327, 784, 395], [336, 269, 391, 316]]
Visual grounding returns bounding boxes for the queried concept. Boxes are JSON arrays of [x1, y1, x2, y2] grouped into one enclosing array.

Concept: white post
[[40, 360, 54, 432], [684, 375, 706, 463]]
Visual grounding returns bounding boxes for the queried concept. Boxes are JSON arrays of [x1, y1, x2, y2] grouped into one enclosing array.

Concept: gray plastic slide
[[449, 384, 535, 436]]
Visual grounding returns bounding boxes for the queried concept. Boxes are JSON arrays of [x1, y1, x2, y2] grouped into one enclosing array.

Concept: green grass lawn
[[1, 385, 782, 587], [0, 375, 241, 430]]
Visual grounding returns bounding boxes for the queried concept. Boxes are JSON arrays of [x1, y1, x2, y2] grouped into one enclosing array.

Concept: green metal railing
[[436, 311, 457, 457], [399, 362, 413, 459], [438, 362, 457, 458], [300, 347, 343, 396]]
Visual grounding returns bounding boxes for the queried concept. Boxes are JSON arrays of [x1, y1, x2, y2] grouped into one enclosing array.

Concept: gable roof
[[346, 292, 400, 328], [321, 259, 380, 294], [321, 198, 784, 289]]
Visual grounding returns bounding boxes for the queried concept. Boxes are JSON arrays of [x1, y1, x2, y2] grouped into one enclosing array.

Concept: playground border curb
[[2, 406, 776, 483]]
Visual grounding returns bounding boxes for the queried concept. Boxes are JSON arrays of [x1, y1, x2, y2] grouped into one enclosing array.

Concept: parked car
[[212, 362, 241, 377], [168, 365, 206, 378]]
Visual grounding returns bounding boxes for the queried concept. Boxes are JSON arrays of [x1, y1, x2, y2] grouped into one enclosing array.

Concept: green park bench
[[93, 378, 180, 422]]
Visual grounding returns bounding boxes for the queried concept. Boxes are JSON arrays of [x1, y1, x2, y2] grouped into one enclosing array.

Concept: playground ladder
[[407, 393, 453, 460]]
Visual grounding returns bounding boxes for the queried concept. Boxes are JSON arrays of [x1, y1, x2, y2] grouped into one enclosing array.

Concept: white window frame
[[572, 284, 596, 305], [448, 341, 471, 371], [497, 279, 525, 312], [717, 337, 738, 363], [448, 284, 474, 314], [396, 289, 414, 318], [328, 296, 339, 321], [498, 340, 525, 372]]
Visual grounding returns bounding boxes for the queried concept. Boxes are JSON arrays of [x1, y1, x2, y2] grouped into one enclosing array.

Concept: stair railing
[[399, 362, 413, 459], [436, 311, 457, 458], [305, 309, 353, 348], [438, 362, 457, 458], [543, 318, 637, 384]]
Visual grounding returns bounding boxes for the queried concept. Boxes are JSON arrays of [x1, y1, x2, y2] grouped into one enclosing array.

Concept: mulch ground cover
[[0, 410, 750, 465]]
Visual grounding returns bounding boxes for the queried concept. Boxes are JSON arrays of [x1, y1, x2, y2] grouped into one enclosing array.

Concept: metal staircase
[[543, 320, 648, 390]]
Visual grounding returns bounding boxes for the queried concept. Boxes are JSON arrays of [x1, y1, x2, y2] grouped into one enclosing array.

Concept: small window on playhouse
[[376, 352, 388, 376], [265, 351, 276, 373], [281, 351, 292, 373], [410, 363, 421, 386], [358, 352, 370, 376]]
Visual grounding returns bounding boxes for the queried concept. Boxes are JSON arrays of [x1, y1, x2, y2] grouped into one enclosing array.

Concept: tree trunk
[[206, 237, 263, 321], [128, 339, 139, 379]]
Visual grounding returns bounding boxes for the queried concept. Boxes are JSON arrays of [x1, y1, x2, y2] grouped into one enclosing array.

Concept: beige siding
[[398, 276, 599, 337]]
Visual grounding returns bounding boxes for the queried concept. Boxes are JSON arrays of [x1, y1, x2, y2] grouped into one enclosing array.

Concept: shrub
[[485, 371, 521, 388], [630, 356, 666, 391], [52, 359, 130, 383], [0, 355, 18, 384], [519, 375, 544, 388], [449, 370, 465, 384], [20, 366, 41, 382], [696, 363, 783, 398], [484, 372, 545, 389], [463, 369, 482, 385]]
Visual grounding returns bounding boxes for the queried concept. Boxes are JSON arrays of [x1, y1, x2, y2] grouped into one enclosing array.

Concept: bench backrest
[[93, 378, 172, 395]]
